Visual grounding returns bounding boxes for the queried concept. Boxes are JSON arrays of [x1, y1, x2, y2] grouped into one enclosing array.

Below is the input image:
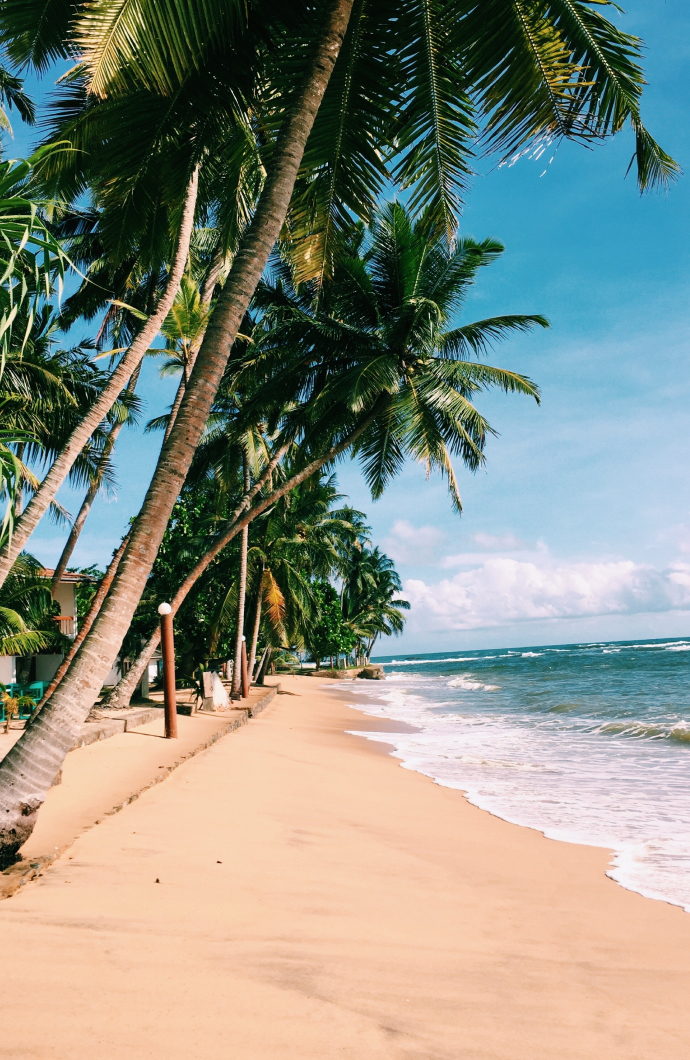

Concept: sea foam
[[344, 641, 690, 912]]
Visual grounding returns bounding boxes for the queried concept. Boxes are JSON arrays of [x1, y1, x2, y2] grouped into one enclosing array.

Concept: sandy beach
[[1, 674, 689, 1059]]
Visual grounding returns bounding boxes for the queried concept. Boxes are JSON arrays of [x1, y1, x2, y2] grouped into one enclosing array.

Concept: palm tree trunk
[[38, 536, 129, 711], [162, 240, 229, 446], [55, 246, 226, 707], [99, 626, 161, 710], [51, 365, 142, 594], [0, 170, 199, 591], [232, 456, 251, 698], [13, 443, 25, 518], [247, 582, 263, 684], [0, 0, 354, 865], [94, 405, 381, 714]]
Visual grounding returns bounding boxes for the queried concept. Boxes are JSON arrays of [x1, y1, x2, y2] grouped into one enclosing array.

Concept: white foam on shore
[[345, 673, 690, 913]]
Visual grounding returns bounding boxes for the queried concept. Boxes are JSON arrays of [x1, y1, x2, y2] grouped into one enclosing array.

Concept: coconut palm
[[0, 0, 670, 582], [341, 545, 409, 661], [0, 553, 69, 656], [0, 0, 677, 859], [240, 471, 365, 677], [0, 306, 134, 551], [95, 201, 546, 712]]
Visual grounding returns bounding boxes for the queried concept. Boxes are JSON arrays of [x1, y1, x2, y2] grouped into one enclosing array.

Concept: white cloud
[[382, 520, 446, 566], [402, 557, 690, 632], [472, 531, 528, 551]]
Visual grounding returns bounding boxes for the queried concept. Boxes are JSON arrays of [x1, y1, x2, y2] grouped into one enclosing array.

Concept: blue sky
[[16, 1, 690, 652]]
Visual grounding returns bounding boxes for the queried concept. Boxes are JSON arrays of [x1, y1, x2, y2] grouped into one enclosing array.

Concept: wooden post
[[158, 602, 178, 739], [241, 636, 249, 699]]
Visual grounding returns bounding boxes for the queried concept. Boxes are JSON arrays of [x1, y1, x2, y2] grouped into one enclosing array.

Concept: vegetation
[[0, 554, 68, 656], [0, 0, 675, 863]]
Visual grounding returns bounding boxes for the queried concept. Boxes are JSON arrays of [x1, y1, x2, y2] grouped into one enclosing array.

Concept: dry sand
[[1, 674, 689, 1059]]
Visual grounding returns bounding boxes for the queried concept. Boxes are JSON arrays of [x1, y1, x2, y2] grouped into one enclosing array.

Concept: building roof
[[39, 568, 99, 583]]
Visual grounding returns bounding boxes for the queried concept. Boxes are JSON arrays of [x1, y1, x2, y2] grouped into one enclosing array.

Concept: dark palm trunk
[[247, 571, 264, 683], [232, 455, 251, 697], [0, 1, 354, 863], [38, 536, 130, 710]]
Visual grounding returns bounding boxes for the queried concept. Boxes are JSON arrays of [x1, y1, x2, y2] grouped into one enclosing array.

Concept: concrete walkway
[[0, 684, 278, 896]]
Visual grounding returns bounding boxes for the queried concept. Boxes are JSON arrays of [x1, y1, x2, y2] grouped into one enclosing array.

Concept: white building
[[0, 569, 91, 689]]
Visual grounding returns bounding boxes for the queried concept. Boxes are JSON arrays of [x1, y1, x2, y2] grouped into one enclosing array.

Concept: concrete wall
[[52, 581, 76, 619]]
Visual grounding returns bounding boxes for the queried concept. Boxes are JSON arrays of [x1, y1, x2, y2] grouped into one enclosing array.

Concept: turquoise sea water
[[347, 638, 690, 910]]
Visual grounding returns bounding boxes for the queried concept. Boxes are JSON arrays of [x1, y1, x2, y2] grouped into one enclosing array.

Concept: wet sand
[[0, 674, 688, 1059]]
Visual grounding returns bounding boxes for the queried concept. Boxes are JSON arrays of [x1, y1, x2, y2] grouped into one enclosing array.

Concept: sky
[[14, 1, 690, 653]]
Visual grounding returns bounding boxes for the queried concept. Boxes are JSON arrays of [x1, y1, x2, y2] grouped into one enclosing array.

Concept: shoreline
[[0, 674, 689, 1057], [324, 672, 690, 915]]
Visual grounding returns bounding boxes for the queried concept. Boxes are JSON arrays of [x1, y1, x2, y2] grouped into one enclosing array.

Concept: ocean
[[348, 638, 690, 911]]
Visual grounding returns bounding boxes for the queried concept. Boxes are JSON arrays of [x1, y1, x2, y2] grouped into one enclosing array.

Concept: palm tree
[[0, 306, 131, 547], [0, 170, 201, 585], [341, 546, 409, 661], [49, 364, 141, 593], [242, 472, 365, 677], [0, 0, 670, 574], [94, 202, 545, 712], [0, 554, 69, 657], [0, 0, 677, 860]]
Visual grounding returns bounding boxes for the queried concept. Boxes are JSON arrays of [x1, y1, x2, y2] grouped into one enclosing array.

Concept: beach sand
[[1, 674, 689, 1059]]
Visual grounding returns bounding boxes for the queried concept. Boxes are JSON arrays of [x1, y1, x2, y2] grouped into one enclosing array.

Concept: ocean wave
[[383, 655, 482, 666], [447, 675, 499, 692], [345, 637, 690, 912], [457, 754, 545, 771], [626, 641, 690, 650], [595, 720, 690, 743]]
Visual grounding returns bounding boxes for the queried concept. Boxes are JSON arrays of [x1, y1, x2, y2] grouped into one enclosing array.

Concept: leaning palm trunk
[[99, 442, 290, 709], [39, 536, 130, 710], [51, 365, 142, 593], [247, 578, 263, 683], [58, 252, 227, 707], [96, 408, 379, 712], [253, 645, 270, 685], [231, 457, 251, 697], [0, 171, 199, 590], [0, 1, 354, 863], [98, 626, 161, 711], [162, 241, 227, 446], [231, 522, 249, 697]]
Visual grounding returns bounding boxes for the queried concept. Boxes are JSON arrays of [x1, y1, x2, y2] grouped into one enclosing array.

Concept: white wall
[[52, 582, 76, 619], [0, 656, 15, 684], [102, 658, 122, 687]]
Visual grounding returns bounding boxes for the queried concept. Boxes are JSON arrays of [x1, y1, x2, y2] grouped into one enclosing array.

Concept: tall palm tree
[[341, 545, 409, 661], [0, 0, 677, 859], [241, 472, 365, 677], [0, 0, 670, 575], [0, 169, 201, 584], [95, 202, 545, 713]]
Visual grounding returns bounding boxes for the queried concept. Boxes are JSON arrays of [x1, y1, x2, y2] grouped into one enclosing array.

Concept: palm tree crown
[[246, 201, 547, 511]]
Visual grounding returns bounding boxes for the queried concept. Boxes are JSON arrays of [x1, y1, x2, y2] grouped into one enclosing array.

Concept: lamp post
[[158, 602, 177, 739]]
